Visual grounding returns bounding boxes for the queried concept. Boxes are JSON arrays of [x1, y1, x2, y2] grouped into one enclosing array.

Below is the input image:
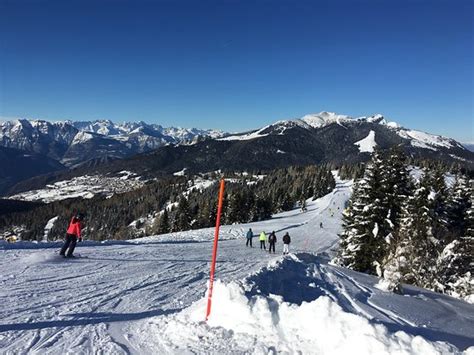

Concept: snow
[[0, 175, 473, 354], [354, 130, 377, 153], [185, 177, 215, 195], [450, 154, 470, 162], [397, 129, 455, 150], [43, 216, 58, 242], [218, 126, 270, 141], [8, 173, 145, 203], [300, 111, 352, 128], [70, 131, 95, 145], [173, 168, 187, 176]]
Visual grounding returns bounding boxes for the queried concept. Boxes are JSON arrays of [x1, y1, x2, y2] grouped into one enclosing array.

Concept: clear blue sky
[[0, 0, 472, 141]]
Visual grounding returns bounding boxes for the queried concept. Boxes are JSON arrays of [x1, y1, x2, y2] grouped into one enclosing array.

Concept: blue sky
[[0, 0, 472, 141]]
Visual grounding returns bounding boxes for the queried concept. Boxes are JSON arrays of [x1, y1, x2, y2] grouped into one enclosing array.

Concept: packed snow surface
[[354, 130, 377, 153], [1, 176, 473, 354]]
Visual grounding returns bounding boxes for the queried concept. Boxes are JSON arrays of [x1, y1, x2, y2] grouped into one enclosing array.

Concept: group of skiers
[[246, 228, 291, 255], [59, 213, 295, 258]]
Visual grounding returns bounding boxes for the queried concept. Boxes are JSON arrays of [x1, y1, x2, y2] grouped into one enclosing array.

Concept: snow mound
[[130, 255, 465, 354], [354, 130, 377, 153]]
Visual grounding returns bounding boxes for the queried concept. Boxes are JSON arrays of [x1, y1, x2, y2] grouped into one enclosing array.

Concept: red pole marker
[[206, 179, 225, 321]]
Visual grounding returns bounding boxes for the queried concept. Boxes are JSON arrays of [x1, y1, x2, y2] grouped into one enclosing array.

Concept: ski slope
[[1, 177, 473, 354]]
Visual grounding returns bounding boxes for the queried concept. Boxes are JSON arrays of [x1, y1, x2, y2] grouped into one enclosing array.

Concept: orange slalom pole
[[205, 179, 225, 321]]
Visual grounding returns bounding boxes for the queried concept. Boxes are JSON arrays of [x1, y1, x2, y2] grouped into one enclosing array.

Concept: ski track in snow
[[1, 176, 473, 354]]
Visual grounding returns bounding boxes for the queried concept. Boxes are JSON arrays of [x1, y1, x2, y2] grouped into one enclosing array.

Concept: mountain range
[[1, 112, 473, 195]]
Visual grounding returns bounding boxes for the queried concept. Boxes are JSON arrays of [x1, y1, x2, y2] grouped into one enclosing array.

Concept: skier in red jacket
[[59, 213, 84, 258]]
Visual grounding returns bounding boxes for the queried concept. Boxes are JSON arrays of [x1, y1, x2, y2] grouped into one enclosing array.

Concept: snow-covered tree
[[445, 174, 471, 242], [429, 167, 450, 246], [335, 152, 388, 274], [436, 178, 473, 301]]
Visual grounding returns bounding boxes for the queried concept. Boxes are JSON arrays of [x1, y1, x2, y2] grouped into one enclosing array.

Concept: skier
[[268, 231, 277, 253], [259, 231, 267, 250], [59, 213, 84, 258], [282, 232, 291, 255], [246, 228, 254, 247], [320, 222, 323, 228]]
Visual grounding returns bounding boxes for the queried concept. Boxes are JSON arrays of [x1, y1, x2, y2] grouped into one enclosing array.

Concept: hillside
[[0, 146, 66, 195], [6, 112, 474, 196], [1, 177, 472, 354], [0, 119, 224, 193]]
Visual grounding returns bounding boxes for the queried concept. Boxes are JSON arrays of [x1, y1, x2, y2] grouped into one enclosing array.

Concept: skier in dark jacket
[[268, 231, 277, 253], [246, 228, 254, 247], [282, 232, 291, 255], [60, 213, 84, 258]]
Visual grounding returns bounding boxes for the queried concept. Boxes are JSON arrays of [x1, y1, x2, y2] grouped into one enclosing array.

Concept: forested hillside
[[334, 147, 473, 302], [0, 164, 347, 241]]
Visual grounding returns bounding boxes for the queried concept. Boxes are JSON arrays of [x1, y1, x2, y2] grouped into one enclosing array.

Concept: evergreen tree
[[445, 174, 471, 242], [436, 179, 473, 301], [153, 209, 170, 234], [172, 196, 192, 231], [429, 167, 449, 246], [399, 173, 440, 289], [335, 154, 387, 274], [195, 201, 211, 228]]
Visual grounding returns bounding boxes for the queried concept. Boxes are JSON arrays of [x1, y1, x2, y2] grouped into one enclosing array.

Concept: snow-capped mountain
[[222, 111, 464, 153], [0, 118, 225, 167], [1, 112, 473, 196]]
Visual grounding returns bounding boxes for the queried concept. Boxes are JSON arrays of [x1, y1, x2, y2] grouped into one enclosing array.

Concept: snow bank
[[130, 255, 467, 354]]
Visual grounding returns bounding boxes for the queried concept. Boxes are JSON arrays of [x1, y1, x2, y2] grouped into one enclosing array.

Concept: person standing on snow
[[268, 231, 277, 253], [259, 231, 267, 250], [59, 213, 84, 258], [246, 228, 254, 247], [282, 232, 291, 255]]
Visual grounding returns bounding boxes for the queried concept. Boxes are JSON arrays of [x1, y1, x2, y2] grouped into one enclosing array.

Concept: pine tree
[[445, 174, 471, 242], [172, 196, 191, 231], [429, 167, 449, 246], [436, 179, 473, 301], [153, 209, 170, 234], [335, 154, 387, 274], [196, 201, 211, 228], [401, 173, 440, 289]]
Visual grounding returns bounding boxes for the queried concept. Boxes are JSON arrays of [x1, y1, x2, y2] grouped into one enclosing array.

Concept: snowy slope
[[8, 171, 145, 203], [0, 176, 473, 354], [354, 130, 377, 153]]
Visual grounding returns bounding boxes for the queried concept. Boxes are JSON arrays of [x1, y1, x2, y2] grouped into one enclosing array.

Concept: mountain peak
[[299, 112, 352, 128]]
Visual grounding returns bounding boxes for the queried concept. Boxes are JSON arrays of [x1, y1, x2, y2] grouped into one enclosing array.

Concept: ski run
[[1, 176, 473, 354]]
